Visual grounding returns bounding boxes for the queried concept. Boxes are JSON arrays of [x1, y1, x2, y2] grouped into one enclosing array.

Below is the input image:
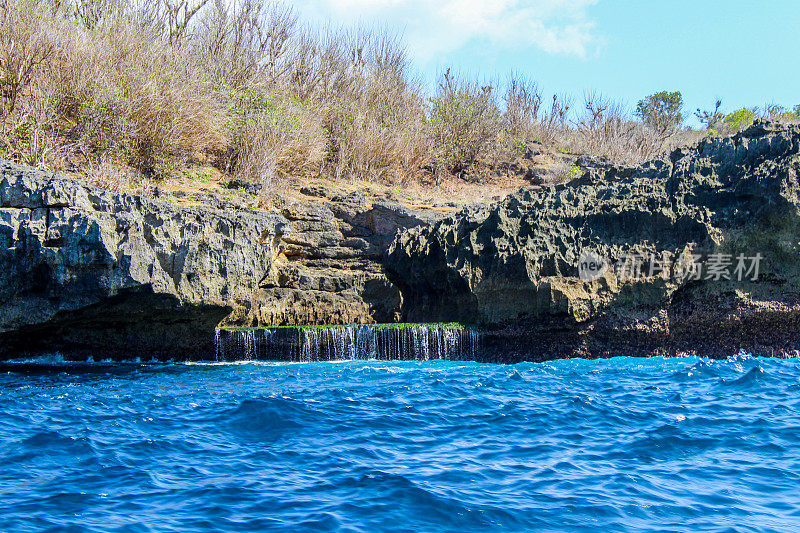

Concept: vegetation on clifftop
[[1, 0, 798, 200]]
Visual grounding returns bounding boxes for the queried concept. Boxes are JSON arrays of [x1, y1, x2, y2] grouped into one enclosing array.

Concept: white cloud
[[295, 0, 601, 65]]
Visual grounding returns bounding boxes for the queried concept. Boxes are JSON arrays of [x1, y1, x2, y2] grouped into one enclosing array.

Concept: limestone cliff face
[[0, 162, 441, 359], [0, 161, 288, 358], [386, 122, 800, 359], [246, 193, 440, 327]]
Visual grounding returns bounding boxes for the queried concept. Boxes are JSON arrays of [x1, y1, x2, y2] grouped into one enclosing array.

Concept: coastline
[[2, 122, 800, 361]]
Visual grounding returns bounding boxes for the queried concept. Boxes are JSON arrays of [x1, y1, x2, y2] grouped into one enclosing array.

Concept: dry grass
[[293, 28, 430, 182], [428, 70, 501, 178], [0, 0, 228, 173], [0, 0, 794, 199]]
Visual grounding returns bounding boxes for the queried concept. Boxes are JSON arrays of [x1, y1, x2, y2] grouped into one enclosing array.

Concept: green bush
[[723, 108, 758, 132]]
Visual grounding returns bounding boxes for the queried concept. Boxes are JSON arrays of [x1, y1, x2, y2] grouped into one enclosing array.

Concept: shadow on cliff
[[0, 286, 229, 361]]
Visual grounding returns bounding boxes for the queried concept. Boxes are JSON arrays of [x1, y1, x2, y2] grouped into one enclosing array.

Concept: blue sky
[[294, 0, 799, 125]]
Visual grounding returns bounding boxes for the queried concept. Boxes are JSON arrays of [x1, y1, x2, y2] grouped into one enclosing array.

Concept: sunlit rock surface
[[0, 162, 441, 359]]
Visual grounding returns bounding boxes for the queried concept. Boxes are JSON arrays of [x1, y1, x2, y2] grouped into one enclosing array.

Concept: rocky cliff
[[244, 192, 440, 328], [0, 162, 288, 358], [3, 122, 800, 361], [0, 161, 441, 359], [386, 122, 800, 359]]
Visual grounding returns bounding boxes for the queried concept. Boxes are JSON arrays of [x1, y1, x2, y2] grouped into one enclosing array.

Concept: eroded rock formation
[[244, 193, 441, 327], [0, 162, 288, 358], [386, 122, 800, 359]]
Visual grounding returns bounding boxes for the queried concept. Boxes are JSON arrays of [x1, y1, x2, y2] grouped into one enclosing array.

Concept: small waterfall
[[214, 324, 481, 362], [215, 328, 275, 361]]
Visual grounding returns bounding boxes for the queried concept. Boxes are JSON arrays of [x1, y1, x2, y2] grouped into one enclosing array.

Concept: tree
[[635, 90, 684, 135]]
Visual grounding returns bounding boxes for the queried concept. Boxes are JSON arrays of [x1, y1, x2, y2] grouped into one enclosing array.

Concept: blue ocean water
[[1, 355, 799, 532]]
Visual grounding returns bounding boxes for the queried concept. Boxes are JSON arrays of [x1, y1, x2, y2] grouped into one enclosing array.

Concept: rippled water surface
[[1, 355, 799, 532]]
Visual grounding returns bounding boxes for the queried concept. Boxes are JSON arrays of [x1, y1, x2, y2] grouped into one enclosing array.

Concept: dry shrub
[[428, 70, 501, 176], [501, 75, 571, 148], [766, 104, 800, 125], [226, 89, 325, 185], [85, 155, 138, 191], [54, 19, 228, 175], [0, 0, 55, 118], [0, 0, 228, 174], [195, 0, 324, 185], [195, 3, 429, 184], [497, 79, 675, 170], [194, 0, 295, 89], [0, 0, 59, 165], [3, 0, 771, 191], [294, 28, 430, 182], [569, 93, 664, 165]]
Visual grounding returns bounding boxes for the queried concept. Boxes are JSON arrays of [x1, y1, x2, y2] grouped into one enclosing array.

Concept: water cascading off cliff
[[214, 325, 481, 362]]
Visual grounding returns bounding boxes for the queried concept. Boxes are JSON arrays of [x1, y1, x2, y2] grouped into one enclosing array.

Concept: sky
[[293, 0, 800, 125]]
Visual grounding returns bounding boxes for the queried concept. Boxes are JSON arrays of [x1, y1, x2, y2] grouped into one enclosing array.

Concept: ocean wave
[[1, 357, 799, 531]]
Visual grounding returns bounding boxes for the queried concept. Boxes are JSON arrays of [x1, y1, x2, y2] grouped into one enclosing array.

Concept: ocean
[[1, 355, 799, 532]]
